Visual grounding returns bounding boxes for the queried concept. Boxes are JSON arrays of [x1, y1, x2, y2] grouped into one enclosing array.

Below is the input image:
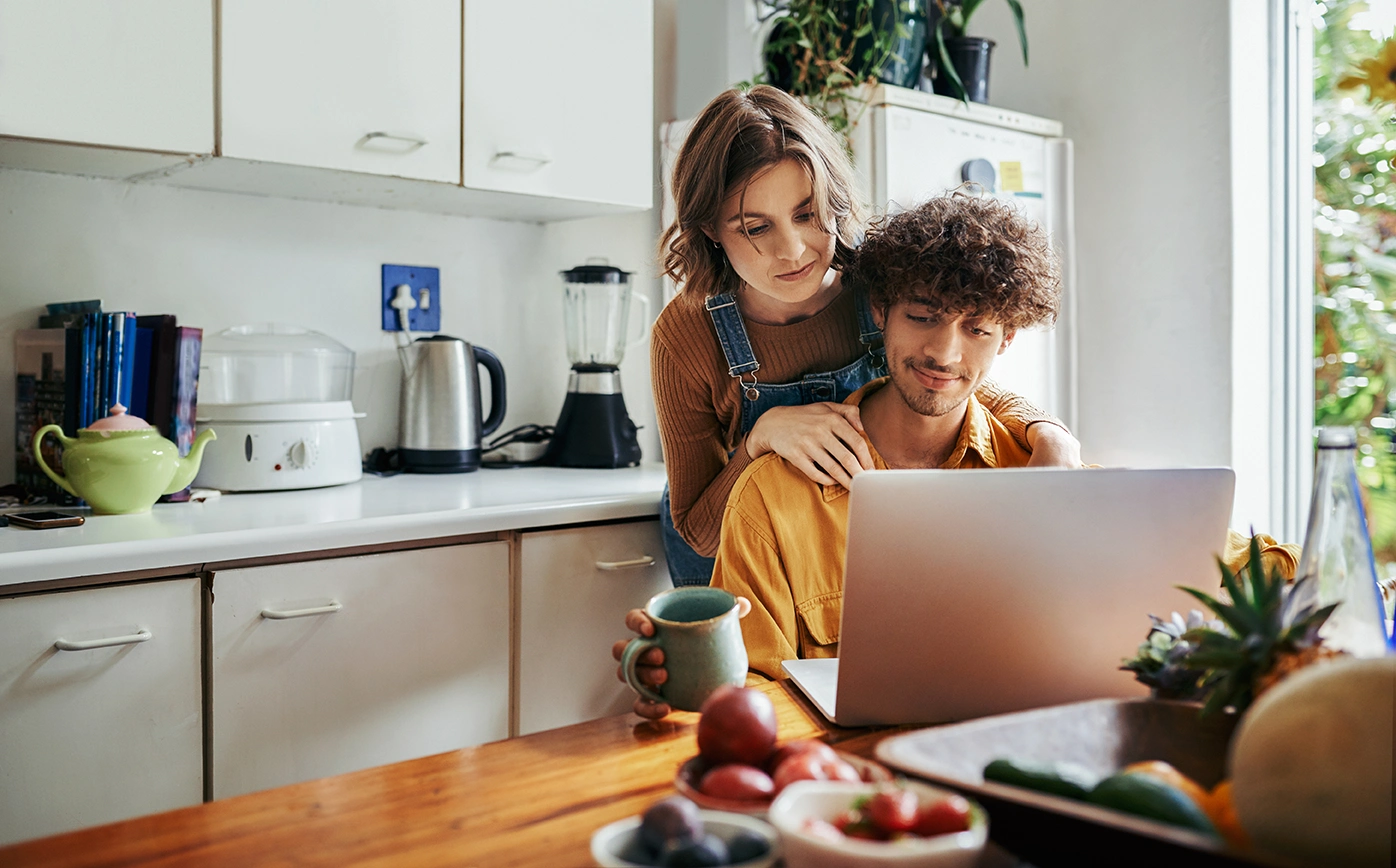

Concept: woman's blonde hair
[[660, 85, 864, 298]]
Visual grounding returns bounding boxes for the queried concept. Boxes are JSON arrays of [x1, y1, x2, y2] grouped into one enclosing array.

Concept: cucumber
[[983, 758, 1100, 800], [1087, 772, 1219, 836]]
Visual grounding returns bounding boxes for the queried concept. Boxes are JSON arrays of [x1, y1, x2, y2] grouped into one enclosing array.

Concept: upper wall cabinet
[[220, 0, 461, 185], [0, 0, 213, 153], [0, 1, 653, 221], [461, 0, 653, 210]]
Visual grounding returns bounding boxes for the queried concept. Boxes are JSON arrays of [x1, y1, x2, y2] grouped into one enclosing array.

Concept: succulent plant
[[1120, 610, 1222, 701]]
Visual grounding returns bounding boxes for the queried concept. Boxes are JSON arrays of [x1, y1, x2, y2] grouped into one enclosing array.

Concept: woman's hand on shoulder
[[744, 402, 875, 489], [612, 608, 671, 719], [1025, 422, 1082, 468]]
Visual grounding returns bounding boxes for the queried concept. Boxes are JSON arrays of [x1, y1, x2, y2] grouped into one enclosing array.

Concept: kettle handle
[[473, 346, 507, 438]]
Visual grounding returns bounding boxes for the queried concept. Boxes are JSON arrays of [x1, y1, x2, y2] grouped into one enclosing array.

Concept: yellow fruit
[[1229, 655, 1394, 867]]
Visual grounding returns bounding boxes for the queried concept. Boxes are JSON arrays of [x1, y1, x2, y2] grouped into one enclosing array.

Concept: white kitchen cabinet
[[0, 0, 213, 154], [210, 542, 509, 799], [462, 0, 653, 209], [220, 0, 461, 184], [0, 578, 202, 846], [518, 520, 670, 736]]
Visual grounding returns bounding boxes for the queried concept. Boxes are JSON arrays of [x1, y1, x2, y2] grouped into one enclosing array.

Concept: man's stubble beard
[[889, 360, 976, 419]]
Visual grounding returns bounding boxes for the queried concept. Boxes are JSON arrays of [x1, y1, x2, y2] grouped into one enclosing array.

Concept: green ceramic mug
[[621, 586, 751, 712]]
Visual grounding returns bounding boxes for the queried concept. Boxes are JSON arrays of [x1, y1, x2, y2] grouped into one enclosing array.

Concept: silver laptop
[[782, 467, 1236, 726]]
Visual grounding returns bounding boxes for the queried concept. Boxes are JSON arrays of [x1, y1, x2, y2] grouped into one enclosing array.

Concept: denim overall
[[660, 287, 887, 586]]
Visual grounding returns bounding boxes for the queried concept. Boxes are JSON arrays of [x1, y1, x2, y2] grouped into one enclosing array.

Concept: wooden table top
[[0, 682, 898, 868]]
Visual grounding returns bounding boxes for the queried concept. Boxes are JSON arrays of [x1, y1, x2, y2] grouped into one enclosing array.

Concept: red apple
[[696, 686, 778, 767]]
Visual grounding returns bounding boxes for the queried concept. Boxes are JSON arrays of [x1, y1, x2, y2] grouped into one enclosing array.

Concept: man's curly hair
[[848, 191, 1061, 329]]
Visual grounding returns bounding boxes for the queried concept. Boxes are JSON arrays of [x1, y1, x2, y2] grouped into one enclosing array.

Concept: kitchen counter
[[0, 465, 668, 590]]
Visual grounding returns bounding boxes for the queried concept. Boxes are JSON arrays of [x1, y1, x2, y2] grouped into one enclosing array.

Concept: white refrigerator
[[660, 85, 1076, 429], [849, 85, 1078, 431]]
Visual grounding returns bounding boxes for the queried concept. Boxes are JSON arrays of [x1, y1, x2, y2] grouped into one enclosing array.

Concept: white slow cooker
[[193, 325, 364, 492]]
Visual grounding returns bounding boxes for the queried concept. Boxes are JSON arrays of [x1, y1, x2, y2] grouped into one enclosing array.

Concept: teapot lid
[[86, 404, 155, 432]]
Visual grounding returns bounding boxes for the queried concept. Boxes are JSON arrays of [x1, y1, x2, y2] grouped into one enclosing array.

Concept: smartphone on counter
[[6, 511, 85, 529]]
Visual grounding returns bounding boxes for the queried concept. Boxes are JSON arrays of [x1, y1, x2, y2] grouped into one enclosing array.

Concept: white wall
[[0, 169, 555, 476], [972, 0, 1272, 532]]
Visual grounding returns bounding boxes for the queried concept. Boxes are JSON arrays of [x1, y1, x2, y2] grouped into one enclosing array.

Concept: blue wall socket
[[381, 264, 442, 332]]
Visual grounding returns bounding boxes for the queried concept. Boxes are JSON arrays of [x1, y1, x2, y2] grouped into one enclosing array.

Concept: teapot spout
[[164, 429, 217, 495]]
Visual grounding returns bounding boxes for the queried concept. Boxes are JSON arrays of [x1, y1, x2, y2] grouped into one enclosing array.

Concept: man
[[616, 193, 1298, 714], [709, 192, 1063, 680]]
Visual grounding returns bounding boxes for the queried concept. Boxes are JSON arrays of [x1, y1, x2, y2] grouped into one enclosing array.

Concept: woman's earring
[[711, 239, 722, 249]]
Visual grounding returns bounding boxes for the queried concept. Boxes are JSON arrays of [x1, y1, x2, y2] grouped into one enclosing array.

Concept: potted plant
[[927, 0, 1029, 104], [755, 0, 929, 137]]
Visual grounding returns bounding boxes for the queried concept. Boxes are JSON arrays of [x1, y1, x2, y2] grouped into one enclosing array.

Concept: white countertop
[[0, 465, 669, 590]]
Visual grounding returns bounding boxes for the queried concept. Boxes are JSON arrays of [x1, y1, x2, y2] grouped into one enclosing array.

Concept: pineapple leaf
[[1179, 588, 1257, 637], [1178, 584, 1224, 613], [1246, 534, 1268, 604], [1220, 555, 1251, 616]]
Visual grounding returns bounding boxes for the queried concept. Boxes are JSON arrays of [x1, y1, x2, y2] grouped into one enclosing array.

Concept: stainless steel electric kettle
[[398, 335, 506, 473]]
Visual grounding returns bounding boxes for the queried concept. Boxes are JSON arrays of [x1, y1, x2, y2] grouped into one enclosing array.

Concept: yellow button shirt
[[710, 378, 1300, 681]]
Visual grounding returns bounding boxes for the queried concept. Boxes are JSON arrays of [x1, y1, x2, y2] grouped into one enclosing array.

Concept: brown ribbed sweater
[[651, 284, 1061, 558]]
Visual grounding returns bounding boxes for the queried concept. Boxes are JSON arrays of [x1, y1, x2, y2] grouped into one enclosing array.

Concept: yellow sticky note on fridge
[[999, 161, 1024, 192]]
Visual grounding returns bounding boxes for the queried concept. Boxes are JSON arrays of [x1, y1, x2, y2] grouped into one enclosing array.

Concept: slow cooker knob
[[288, 439, 316, 469]]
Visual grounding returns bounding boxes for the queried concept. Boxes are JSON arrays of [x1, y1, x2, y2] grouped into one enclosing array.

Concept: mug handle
[[620, 637, 667, 706]]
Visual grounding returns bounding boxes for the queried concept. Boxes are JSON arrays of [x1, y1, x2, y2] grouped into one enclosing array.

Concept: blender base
[[545, 368, 641, 469]]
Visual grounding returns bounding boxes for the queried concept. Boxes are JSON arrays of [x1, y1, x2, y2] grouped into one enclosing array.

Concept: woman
[[612, 86, 1080, 720], [652, 85, 1079, 587]]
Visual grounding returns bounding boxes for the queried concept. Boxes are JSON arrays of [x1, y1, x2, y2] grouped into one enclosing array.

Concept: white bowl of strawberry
[[768, 779, 988, 868]]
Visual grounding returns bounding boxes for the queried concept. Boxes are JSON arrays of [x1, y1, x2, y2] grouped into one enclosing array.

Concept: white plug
[[390, 283, 417, 347], [390, 283, 418, 312]]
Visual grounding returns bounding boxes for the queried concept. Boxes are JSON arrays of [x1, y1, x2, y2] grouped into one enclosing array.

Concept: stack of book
[[15, 301, 203, 506]]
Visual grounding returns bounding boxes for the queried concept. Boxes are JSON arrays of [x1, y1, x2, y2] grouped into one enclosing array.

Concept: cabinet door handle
[[261, 601, 343, 620], [596, 555, 656, 571], [54, 629, 152, 651], [489, 150, 552, 171], [359, 131, 428, 152]]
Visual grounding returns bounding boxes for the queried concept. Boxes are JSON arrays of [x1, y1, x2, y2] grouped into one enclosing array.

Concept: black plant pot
[[852, 0, 929, 89], [930, 35, 996, 103]]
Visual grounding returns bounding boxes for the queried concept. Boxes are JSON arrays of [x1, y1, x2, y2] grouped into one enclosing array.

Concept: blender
[[544, 261, 649, 468]]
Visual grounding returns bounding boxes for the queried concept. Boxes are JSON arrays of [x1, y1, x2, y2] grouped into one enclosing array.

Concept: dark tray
[[874, 698, 1300, 868]]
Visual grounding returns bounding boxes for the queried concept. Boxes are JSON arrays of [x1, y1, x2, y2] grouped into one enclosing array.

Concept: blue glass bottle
[[1295, 427, 1393, 656]]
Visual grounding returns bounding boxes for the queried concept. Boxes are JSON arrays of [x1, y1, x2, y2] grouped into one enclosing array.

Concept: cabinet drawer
[[518, 521, 671, 735], [210, 542, 509, 799], [0, 578, 202, 846]]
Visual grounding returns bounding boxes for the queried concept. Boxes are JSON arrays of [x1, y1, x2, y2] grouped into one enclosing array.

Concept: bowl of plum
[[674, 686, 891, 815], [590, 795, 779, 867]]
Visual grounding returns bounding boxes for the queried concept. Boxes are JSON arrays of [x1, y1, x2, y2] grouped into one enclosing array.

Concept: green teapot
[[32, 404, 217, 515]]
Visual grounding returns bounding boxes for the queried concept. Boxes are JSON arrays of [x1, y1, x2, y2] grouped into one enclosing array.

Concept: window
[[1312, 0, 1396, 588]]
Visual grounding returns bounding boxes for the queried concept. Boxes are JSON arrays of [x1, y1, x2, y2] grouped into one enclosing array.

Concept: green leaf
[[854, 22, 873, 37], [1005, 0, 1029, 65], [933, 26, 969, 104]]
